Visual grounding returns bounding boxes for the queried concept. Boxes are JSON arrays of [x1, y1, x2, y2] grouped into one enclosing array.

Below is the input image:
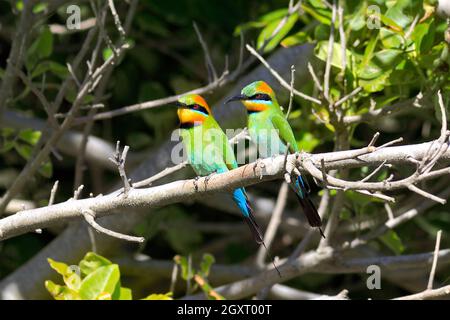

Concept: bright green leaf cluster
[[45, 252, 172, 300]]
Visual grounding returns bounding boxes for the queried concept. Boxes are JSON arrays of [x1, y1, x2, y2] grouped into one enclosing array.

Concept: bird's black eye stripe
[[250, 93, 271, 101], [189, 104, 209, 115]]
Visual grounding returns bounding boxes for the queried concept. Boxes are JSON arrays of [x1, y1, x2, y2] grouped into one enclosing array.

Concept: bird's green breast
[[248, 110, 290, 156], [179, 117, 237, 176]]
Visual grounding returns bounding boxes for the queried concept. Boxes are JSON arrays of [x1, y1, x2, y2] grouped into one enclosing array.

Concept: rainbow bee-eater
[[226, 81, 323, 235], [176, 94, 264, 245]]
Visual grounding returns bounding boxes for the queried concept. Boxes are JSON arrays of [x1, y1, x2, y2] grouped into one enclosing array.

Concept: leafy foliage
[[174, 253, 224, 300], [45, 252, 172, 300]]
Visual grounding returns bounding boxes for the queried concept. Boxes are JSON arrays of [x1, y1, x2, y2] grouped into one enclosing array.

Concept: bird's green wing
[[271, 113, 299, 153], [205, 116, 239, 170]]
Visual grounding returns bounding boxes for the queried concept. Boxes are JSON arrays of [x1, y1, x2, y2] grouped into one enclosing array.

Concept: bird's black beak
[[225, 94, 248, 104], [175, 101, 188, 108]]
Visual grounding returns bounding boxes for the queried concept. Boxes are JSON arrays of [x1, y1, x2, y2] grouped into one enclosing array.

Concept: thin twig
[[337, 0, 346, 78], [427, 230, 443, 290], [193, 22, 218, 82], [109, 141, 132, 195], [308, 62, 323, 92], [360, 160, 387, 183], [82, 209, 144, 243], [323, 0, 337, 101], [334, 87, 362, 107], [256, 182, 289, 267], [73, 185, 84, 200], [285, 65, 296, 119], [107, 0, 126, 38], [48, 181, 59, 206], [384, 202, 395, 220], [246, 44, 321, 105]]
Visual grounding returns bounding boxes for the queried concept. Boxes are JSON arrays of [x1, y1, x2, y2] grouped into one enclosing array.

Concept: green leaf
[[233, 21, 266, 35], [281, 31, 309, 48], [26, 26, 53, 70], [45, 280, 81, 300], [382, 7, 409, 30], [257, 13, 299, 53], [142, 292, 173, 300], [14, 143, 32, 160], [373, 49, 403, 68], [47, 258, 70, 276], [33, 2, 48, 13], [301, 3, 331, 25], [47, 258, 81, 291], [358, 71, 390, 93], [103, 47, 113, 62], [315, 41, 351, 70], [379, 230, 405, 255], [16, 1, 23, 11], [31, 61, 69, 79], [118, 287, 133, 300], [380, 27, 403, 49], [361, 36, 379, 67], [199, 254, 215, 277], [79, 265, 120, 300], [174, 255, 194, 281], [79, 252, 113, 277], [18, 129, 41, 145], [259, 8, 289, 22], [412, 20, 436, 55]]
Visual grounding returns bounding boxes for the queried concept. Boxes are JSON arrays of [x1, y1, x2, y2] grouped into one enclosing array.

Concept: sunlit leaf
[[118, 287, 133, 300], [47, 258, 81, 291], [18, 129, 41, 145], [315, 41, 352, 70], [281, 31, 309, 48], [79, 265, 120, 300], [45, 280, 81, 300], [79, 252, 113, 277], [257, 13, 299, 53]]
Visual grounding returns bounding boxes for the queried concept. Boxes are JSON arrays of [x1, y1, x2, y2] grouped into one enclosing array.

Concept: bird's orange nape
[[192, 95, 212, 114], [256, 81, 274, 95]]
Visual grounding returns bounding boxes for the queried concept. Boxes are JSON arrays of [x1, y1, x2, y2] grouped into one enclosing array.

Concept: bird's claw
[[193, 176, 200, 191], [253, 159, 265, 180], [284, 156, 300, 184], [204, 171, 217, 189]]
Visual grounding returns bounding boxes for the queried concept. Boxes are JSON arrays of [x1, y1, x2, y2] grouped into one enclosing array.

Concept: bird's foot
[[193, 176, 201, 191], [284, 156, 301, 184], [253, 158, 265, 180], [204, 171, 217, 189]]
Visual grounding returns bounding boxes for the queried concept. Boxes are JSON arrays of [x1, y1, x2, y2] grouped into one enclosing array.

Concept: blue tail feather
[[294, 176, 306, 198], [233, 188, 263, 244], [232, 188, 251, 217], [291, 175, 323, 229]]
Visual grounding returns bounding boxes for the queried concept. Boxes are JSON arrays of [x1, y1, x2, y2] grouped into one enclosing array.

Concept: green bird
[[226, 81, 323, 235], [176, 94, 265, 245]]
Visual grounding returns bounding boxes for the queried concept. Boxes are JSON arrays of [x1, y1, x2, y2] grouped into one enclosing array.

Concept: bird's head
[[176, 94, 211, 128], [226, 81, 277, 114]]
